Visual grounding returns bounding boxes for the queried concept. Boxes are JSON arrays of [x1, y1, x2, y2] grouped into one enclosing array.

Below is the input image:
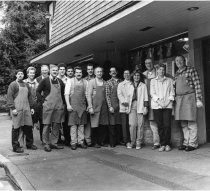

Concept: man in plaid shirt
[[175, 55, 203, 151], [105, 67, 123, 147]]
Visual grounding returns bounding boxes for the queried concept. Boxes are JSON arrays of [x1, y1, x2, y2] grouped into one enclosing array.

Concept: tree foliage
[[0, 1, 48, 94]]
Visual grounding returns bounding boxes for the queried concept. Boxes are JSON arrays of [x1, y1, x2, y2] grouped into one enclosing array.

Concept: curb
[[0, 154, 35, 190]]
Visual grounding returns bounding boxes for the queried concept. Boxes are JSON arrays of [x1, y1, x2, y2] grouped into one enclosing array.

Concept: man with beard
[[87, 67, 109, 148], [35, 65, 49, 143], [105, 67, 123, 147], [36, 64, 65, 152], [7, 69, 37, 153], [65, 66, 88, 150], [83, 64, 95, 146]]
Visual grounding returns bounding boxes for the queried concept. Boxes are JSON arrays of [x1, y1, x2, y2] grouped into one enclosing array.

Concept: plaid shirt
[[175, 66, 202, 101], [105, 78, 121, 108]]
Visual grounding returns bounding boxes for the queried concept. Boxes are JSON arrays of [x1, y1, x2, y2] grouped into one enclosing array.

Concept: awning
[[30, 1, 210, 64]]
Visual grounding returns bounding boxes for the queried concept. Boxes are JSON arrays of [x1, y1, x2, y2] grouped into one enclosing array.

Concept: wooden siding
[[50, 1, 132, 46]]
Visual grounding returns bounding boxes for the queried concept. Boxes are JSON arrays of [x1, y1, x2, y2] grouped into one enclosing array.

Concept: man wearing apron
[[83, 64, 95, 146], [57, 63, 70, 146], [7, 70, 37, 153], [87, 67, 109, 148], [36, 65, 65, 152], [143, 58, 160, 150], [175, 55, 203, 151], [105, 67, 122, 147], [65, 66, 87, 150]]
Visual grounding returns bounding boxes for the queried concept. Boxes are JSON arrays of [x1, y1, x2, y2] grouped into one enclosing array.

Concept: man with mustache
[[7, 69, 37, 153], [105, 67, 123, 147], [65, 66, 88, 150]]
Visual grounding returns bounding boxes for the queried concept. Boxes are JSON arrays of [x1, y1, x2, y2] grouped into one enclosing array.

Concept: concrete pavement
[[1, 114, 210, 190]]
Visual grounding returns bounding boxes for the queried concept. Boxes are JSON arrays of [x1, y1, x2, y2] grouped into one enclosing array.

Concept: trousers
[[71, 125, 84, 145]]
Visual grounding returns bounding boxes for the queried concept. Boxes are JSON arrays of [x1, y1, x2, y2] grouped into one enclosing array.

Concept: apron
[[11, 82, 33, 129], [175, 75, 196, 121], [42, 78, 64, 124], [68, 79, 87, 126], [90, 80, 109, 128], [109, 83, 121, 125]]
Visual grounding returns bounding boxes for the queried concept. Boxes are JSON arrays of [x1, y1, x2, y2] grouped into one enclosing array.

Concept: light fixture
[[74, 54, 82, 57], [45, 12, 51, 19], [187, 7, 199, 11], [139, 26, 154, 32], [106, 40, 114, 44]]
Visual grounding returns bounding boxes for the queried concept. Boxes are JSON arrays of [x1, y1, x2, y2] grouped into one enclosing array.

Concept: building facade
[[31, 1, 210, 146]]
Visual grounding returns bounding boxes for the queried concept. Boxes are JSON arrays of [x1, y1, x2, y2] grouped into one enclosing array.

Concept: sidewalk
[[1, 114, 210, 190]]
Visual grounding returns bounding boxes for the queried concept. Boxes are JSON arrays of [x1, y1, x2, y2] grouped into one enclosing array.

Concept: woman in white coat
[[127, 70, 149, 149]]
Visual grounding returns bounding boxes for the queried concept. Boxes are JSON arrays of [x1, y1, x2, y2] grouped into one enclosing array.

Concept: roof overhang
[[30, 1, 210, 64]]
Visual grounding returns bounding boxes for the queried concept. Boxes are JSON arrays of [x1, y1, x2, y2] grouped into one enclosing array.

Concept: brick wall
[[50, 1, 133, 46]]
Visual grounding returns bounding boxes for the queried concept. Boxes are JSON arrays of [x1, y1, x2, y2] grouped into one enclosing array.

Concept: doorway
[[202, 38, 210, 142]]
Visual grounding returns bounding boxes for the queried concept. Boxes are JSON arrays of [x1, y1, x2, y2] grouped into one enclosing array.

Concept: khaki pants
[[129, 101, 144, 146], [181, 121, 198, 148], [43, 123, 61, 146], [71, 125, 84, 145]]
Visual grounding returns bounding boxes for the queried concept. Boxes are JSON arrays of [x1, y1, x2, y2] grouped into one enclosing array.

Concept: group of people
[[7, 55, 203, 153]]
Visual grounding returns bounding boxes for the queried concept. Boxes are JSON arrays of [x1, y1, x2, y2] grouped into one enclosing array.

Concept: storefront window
[[129, 34, 189, 76]]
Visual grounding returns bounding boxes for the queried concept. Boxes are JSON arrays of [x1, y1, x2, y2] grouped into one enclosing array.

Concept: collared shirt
[[150, 76, 175, 109], [143, 68, 156, 80], [24, 78, 39, 104], [175, 66, 202, 101], [57, 75, 68, 85], [84, 75, 95, 81], [105, 78, 120, 108]]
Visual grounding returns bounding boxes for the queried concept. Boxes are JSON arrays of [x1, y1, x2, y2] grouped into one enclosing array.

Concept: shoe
[[86, 143, 92, 147], [93, 144, 101, 148], [117, 141, 125, 146], [126, 143, 132, 149], [136, 145, 142, 150], [178, 145, 186, 150], [99, 143, 108, 147], [79, 143, 87, 149], [152, 145, 160, 150], [158, 146, 165, 152], [50, 144, 64, 149], [110, 145, 116, 148], [165, 145, 171, 152], [27, 145, 37, 150], [44, 146, 52, 152], [185, 146, 196, 152], [13, 147, 24, 153], [64, 142, 71, 147], [71, 144, 77, 150]]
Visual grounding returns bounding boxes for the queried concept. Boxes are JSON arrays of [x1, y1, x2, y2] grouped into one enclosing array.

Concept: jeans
[[153, 109, 172, 146], [71, 125, 84, 145], [181, 120, 198, 148]]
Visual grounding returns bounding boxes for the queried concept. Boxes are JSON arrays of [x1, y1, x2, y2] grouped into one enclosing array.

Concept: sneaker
[[126, 143, 132, 149], [13, 147, 24, 153], [136, 145, 142, 150], [152, 145, 160, 150], [165, 145, 171, 152], [158, 146, 165, 152]]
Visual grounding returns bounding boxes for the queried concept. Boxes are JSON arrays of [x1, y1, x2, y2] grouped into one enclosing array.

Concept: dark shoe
[[79, 143, 87, 149], [64, 142, 71, 147], [44, 146, 52, 152], [185, 146, 196, 152], [86, 143, 92, 147], [13, 147, 24, 153], [27, 145, 37, 150], [117, 141, 125, 146], [93, 144, 101, 148], [50, 144, 64, 149], [110, 145, 115, 148], [99, 143, 108, 147], [71, 144, 77, 150], [152, 145, 160, 150], [178, 145, 186, 150]]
